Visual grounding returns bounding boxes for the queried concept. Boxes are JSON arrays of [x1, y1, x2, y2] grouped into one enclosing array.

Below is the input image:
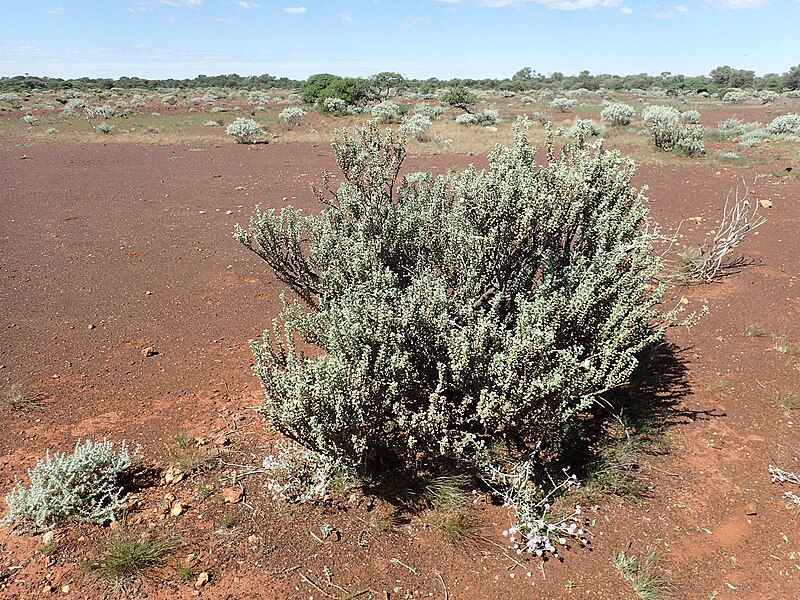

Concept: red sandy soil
[[1, 139, 799, 599]]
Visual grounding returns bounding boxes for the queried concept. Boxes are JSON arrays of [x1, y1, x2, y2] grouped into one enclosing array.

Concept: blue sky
[[1, 0, 798, 79]]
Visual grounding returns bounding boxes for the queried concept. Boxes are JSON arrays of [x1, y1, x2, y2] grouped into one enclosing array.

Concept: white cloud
[[283, 6, 307, 14], [675, 4, 688, 12], [406, 16, 432, 26], [161, 0, 203, 6], [232, 0, 261, 8], [477, 0, 626, 9], [338, 12, 353, 21], [620, 5, 632, 12], [711, 0, 770, 7], [432, 0, 463, 3]]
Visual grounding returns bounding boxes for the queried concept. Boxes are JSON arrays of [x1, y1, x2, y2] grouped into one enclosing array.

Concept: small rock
[[87, 324, 96, 330], [170, 501, 185, 516], [61, 584, 70, 593], [195, 571, 210, 588], [42, 531, 55, 545], [164, 466, 185, 484], [141, 346, 157, 357], [759, 198, 773, 208], [223, 487, 243, 504], [745, 503, 757, 516], [42, 584, 53, 594]]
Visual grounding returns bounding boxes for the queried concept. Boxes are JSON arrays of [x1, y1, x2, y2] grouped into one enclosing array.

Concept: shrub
[[161, 94, 177, 106], [717, 118, 746, 137], [475, 108, 502, 126], [226, 117, 262, 143], [681, 110, 701, 124], [455, 113, 478, 126], [248, 91, 270, 105], [94, 121, 114, 134], [0, 92, 21, 103], [549, 97, 578, 113], [645, 106, 705, 155], [235, 121, 668, 550], [22, 114, 37, 125], [413, 103, 444, 120], [371, 100, 401, 123], [279, 107, 307, 125], [567, 118, 604, 139], [723, 90, 749, 104], [302, 74, 366, 106], [3, 440, 135, 532], [739, 128, 769, 147], [321, 97, 347, 116], [441, 87, 477, 112], [766, 113, 800, 135], [399, 113, 432, 141], [600, 102, 635, 126], [756, 90, 778, 104]]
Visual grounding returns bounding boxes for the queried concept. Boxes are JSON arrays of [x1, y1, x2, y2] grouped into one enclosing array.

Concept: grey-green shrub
[[399, 113, 432, 141], [371, 100, 402, 123], [279, 107, 307, 125], [455, 113, 478, 125], [739, 128, 770, 147], [236, 120, 667, 510], [645, 105, 705, 156], [600, 102, 635, 126], [226, 117, 262, 143], [681, 110, 701, 124], [767, 113, 800, 135], [723, 90, 749, 104], [413, 103, 444, 120], [321, 97, 347, 116], [549, 97, 578, 113], [248, 91, 270, 105], [475, 108, 502, 126], [567, 118, 604, 139], [3, 440, 135, 532]]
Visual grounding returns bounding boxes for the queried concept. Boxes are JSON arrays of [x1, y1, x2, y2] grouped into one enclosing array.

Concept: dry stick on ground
[[688, 180, 766, 283]]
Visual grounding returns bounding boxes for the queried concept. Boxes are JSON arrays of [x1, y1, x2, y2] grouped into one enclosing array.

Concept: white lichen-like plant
[[3, 440, 136, 532], [226, 117, 262, 143], [398, 113, 432, 141], [236, 119, 670, 549], [643, 105, 705, 156]]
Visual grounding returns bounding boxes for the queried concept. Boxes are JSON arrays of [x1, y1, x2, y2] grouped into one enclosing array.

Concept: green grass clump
[[611, 550, 672, 600], [83, 531, 173, 590]]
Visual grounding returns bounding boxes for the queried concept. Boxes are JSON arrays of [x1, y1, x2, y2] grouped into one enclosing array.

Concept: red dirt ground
[[1, 139, 799, 599]]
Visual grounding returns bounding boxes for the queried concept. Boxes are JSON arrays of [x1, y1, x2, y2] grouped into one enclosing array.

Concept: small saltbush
[[226, 117, 262, 143], [756, 90, 778, 104], [279, 107, 307, 125], [94, 121, 114, 134], [681, 110, 701, 124], [0, 92, 21, 103], [398, 113, 432, 141], [22, 114, 37, 125], [600, 102, 635, 126], [717, 118, 746, 137], [3, 440, 135, 532], [321, 97, 347, 116], [455, 113, 478, 126], [723, 90, 749, 104], [371, 100, 402, 123], [645, 106, 705, 156], [475, 108, 502, 126], [248, 91, 270, 105], [549, 97, 578, 113], [161, 94, 177, 106], [413, 103, 444, 120], [739, 128, 770, 147], [567, 118, 604, 139], [766, 113, 800, 135]]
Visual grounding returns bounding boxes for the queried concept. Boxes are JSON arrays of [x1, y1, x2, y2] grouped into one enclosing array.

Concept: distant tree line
[[2, 65, 799, 94]]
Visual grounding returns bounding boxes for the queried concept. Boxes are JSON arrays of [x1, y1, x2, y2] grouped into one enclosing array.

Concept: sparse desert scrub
[[723, 90, 749, 104], [371, 100, 402, 123], [226, 117, 262, 143], [321, 96, 347, 115], [600, 102, 635, 125], [413, 102, 444, 120], [644, 105, 705, 156], [567, 118, 604, 139], [236, 119, 673, 557], [611, 550, 672, 599], [82, 529, 174, 592], [399, 113, 432, 141], [3, 439, 136, 532], [0, 382, 41, 411]]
